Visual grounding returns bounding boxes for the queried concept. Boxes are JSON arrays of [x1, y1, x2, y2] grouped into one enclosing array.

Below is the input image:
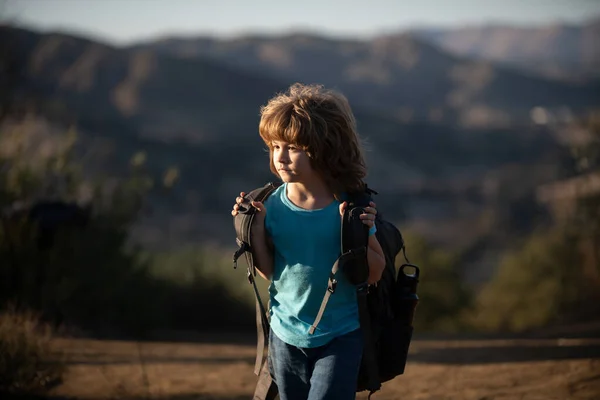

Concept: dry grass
[[42, 334, 600, 400], [0, 308, 65, 394]]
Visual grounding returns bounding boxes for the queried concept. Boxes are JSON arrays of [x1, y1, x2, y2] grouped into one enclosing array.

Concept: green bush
[[149, 246, 264, 332], [0, 122, 168, 336], [0, 307, 65, 394], [470, 228, 583, 332], [470, 114, 600, 333], [400, 231, 473, 332]]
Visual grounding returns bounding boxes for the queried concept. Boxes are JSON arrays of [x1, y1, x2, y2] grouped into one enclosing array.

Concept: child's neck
[[286, 179, 334, 210]]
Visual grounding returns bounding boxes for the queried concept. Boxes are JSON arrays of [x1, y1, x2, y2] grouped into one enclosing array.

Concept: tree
[[471, 111, 600, 332], [569, 111, 600, 305], [470, 228, 583, 332], [401, 231, 472, 332]]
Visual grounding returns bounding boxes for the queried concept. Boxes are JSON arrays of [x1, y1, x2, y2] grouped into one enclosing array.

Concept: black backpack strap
[[347, 186, 382, 395], [306, 184, 382, 394], [250, 272, 269, 376], [232, 181, 281, 376], [357, 284, 381, 395], [233, 182, 280, 272], [308, 188, 371, 334]]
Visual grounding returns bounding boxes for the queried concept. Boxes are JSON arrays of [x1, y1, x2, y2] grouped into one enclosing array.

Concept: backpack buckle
[[328, 273, 338, 294], [350, 246, 367, 258], [356, 282, 369, 295], [233, 239, 250, 269]]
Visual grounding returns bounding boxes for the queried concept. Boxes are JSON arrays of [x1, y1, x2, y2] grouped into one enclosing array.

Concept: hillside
[[411, 17, 600, 82], [132, 31, 600, 127], [0, 25, 572, 284], [2, 26, 290, 143]]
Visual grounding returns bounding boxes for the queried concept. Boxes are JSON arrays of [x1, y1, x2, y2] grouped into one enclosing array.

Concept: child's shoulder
[[263, 182, 285, 207]]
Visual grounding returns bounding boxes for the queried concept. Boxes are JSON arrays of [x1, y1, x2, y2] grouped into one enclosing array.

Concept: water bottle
[[395, 263, 420, 326]]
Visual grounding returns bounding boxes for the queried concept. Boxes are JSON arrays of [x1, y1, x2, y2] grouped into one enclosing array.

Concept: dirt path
[[48, 336, 600, 400]]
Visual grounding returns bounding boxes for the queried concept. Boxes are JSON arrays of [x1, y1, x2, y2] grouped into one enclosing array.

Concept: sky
[[3, 0, 600, 45]]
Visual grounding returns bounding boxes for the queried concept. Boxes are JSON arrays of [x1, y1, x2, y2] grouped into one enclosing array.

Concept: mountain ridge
[[409, 16, 600, 81], [129, 25, 600, 127], [0, 25, 575, 284]]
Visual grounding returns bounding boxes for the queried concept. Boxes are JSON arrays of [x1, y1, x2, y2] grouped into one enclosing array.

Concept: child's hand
[[360, 201, 378, 228], [231, 191, 246, 216], [339, 201, 377, 228], [231, 192, 267, 217], [250, 201, 267, 216]]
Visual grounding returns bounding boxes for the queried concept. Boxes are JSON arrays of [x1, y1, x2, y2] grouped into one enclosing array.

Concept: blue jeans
[[268, 328, 364, 400]]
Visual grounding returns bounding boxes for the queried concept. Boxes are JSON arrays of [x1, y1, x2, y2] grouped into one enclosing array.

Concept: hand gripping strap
[[231, 181, 281, 376], [233, 182, 281, 270], [346, 187, 381, 395], [308, 190, 371, 334]]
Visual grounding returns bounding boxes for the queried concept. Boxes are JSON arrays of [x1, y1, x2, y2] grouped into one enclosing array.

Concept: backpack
[[232, 181, 420, 399]]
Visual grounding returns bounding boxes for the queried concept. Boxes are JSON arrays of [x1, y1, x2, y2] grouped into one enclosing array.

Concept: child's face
[[272, 141, 317, 183]]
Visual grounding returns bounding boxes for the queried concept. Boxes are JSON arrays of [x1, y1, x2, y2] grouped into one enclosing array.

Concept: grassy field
[[33, 330, 600, 400]]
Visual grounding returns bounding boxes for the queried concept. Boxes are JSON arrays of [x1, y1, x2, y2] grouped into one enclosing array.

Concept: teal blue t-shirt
[[264, 183, 360, 348]]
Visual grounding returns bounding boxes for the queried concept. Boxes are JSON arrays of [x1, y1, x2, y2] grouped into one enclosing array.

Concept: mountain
[[131, 31, 600, 127], [3, 26, 290, 144], [410, 17, 600, 82], [0, 25, 571, 284]]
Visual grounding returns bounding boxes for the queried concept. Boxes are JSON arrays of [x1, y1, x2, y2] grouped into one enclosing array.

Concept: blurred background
[[1, 0, 599, 398]]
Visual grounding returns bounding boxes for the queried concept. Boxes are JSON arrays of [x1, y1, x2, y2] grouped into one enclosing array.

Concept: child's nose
[[276, 151, 290, 163]]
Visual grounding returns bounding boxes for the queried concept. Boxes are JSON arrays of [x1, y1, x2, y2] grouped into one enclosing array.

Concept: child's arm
[[358, 201, 386, 284], [232, 195, 274, 281], [250, 201, 274, 281], [341, 200, 387, 284], [366, 233, 386, 284]]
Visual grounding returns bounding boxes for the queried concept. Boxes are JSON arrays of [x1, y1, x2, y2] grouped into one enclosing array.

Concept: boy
[[231, 83, 386, 400]]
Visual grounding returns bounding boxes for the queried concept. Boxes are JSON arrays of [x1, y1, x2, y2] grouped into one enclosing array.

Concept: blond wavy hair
[[258, 83, 367, 197]]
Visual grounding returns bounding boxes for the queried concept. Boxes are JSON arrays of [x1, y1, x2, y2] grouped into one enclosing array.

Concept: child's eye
[[288, 146, 297, 151]]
